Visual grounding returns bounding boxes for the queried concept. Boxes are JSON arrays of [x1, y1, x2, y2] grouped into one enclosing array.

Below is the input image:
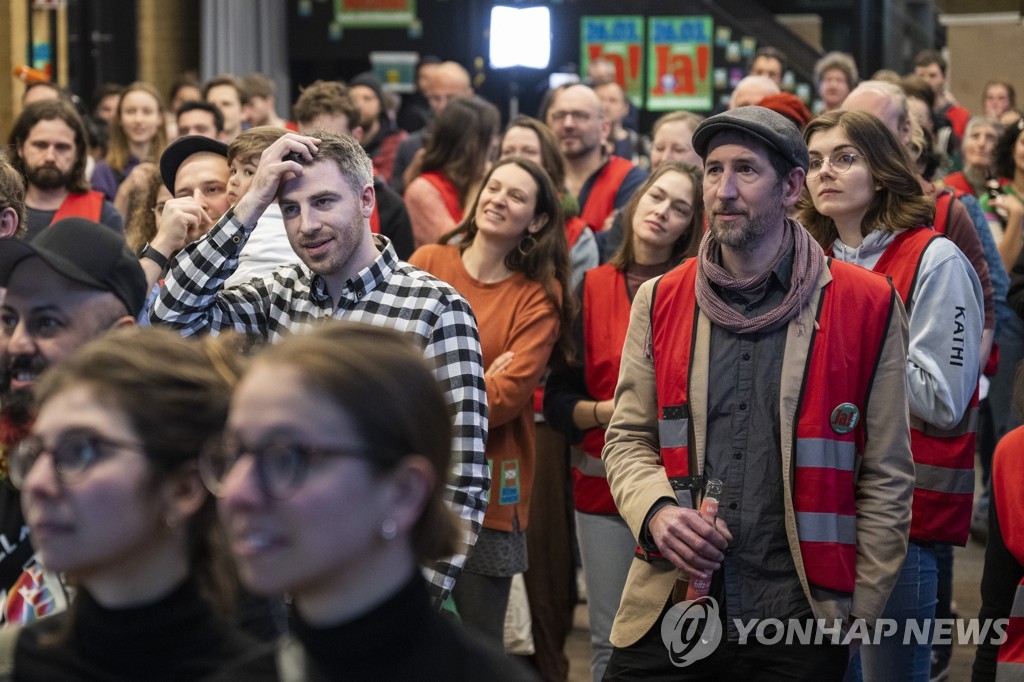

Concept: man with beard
[[148, 130, 487, 610], [601, 107, 914, 678], [7, 100, 123, 240], [0, 217, 147, 625], [546, 83, 646, 241], [348, 72, 407, 185]]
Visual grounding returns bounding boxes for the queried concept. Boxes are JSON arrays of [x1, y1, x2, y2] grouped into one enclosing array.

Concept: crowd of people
[[0, 44, 1021, 682]]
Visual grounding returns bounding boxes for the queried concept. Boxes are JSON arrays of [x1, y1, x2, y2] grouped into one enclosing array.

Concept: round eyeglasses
[[199, 433, 372, 500], [807, 151, 862, 179], [8, 430, 141, 489]]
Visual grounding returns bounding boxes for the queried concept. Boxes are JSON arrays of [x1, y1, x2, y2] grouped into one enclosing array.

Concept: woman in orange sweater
[[410, 158, 573, 648]]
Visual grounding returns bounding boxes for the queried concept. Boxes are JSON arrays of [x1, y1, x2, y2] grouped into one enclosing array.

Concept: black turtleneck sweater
[[13, 578, 257, 681], [213, 574, 537, 681]]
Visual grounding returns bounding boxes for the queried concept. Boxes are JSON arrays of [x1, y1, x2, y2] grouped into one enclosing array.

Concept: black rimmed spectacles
[[199, 433, 371, 500], [9, 430, 142, 489]]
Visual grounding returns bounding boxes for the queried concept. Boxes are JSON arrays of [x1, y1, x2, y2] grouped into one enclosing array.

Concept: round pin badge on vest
[[830, 403, 860, 434]]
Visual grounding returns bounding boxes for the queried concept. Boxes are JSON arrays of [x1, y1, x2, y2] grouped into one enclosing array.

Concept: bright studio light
[[489, 6, 551, 69]]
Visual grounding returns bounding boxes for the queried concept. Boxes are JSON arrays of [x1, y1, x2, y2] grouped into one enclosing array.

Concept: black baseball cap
[[692, 106, 809, 172], [160, 135, 228, 193], [0, 218, 148, 316]]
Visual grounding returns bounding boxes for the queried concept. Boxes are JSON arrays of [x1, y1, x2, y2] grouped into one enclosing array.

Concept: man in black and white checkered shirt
[[147, 130, 488, 607]]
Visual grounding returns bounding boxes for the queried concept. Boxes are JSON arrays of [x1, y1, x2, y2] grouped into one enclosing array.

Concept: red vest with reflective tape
[[580, 156, 634, 232], [419, 171, 463, 223], [648, 258, 895, 593], [993, 426, 1024, 675], [872, 227, 977, 545], [575, 264, 632, 514], [52, 191, 104, 224]]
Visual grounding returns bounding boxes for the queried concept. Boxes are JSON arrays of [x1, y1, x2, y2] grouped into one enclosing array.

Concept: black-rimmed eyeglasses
[[199, 433, 371, 500], [9, 430, 142, 489]]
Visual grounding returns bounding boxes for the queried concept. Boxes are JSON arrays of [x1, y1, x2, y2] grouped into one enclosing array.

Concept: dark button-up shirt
[[704, 247, 812, 639]]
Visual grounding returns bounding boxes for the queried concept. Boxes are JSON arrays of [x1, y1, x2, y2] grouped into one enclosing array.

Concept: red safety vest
[[993, 426, 1024, 677], [52, 191, 104, 224], [872, 227, 978, 545], [579, 156, 635, 232], [646, 257, 896, 593], [575, 264, 632, 514], [940, 173, 972, 198], [419, 171, 463, 223], [933, 188, 958, 235]]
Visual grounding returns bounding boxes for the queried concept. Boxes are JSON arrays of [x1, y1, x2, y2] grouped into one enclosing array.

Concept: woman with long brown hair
[[404, 97, 500, 247], [410, 158, 573, 649], [800, 110, 983, 682], [91, 82, 167, 203], [204, 323, 532, 680]]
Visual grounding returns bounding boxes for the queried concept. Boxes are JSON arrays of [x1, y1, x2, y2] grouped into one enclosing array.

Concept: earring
[[165, 515, 178, 529], [517, 234, 538, 257], [380, 518, 398, 540]]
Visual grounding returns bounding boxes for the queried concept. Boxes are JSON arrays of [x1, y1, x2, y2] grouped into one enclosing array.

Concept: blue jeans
[[844, 542, 938, 682]]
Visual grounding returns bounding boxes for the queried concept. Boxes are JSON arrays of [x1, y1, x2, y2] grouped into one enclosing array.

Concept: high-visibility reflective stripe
[[1012, 585, 1024, 618], [915, 462, 975, 495], [795, 438, 856, 471], [571, 447, 606, 478], [796, 511, 857, 544], [658, 418, 689, 449], [995, 661, 1024, 680], [910, 406, 979, 437]]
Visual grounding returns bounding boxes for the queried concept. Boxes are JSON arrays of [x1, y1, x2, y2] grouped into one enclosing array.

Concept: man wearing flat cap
[[0, 217, 146, 625], [601, 106, 914, 678]]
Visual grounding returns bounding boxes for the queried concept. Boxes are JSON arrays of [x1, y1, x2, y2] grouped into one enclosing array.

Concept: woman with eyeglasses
[[799, 110, 984, 682], [5, 327, 256, 680], [203, 322, 535, 681]]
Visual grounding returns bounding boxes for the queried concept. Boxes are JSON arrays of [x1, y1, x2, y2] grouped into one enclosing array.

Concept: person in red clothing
[[601, 107, 912, 680], [410, 158, 574, 650], [974, 365, 1024, 680], [497, 114, 595, 680], [7, 99, 124, 240], [404, 97, 500, 248], [801, 110, 983, 681], [914, 50, 970, 170], [348, 72, 408, 185], [544, 161, 702, 682], [545, 84, 647, 250], [941, 116, 1002, 198]]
